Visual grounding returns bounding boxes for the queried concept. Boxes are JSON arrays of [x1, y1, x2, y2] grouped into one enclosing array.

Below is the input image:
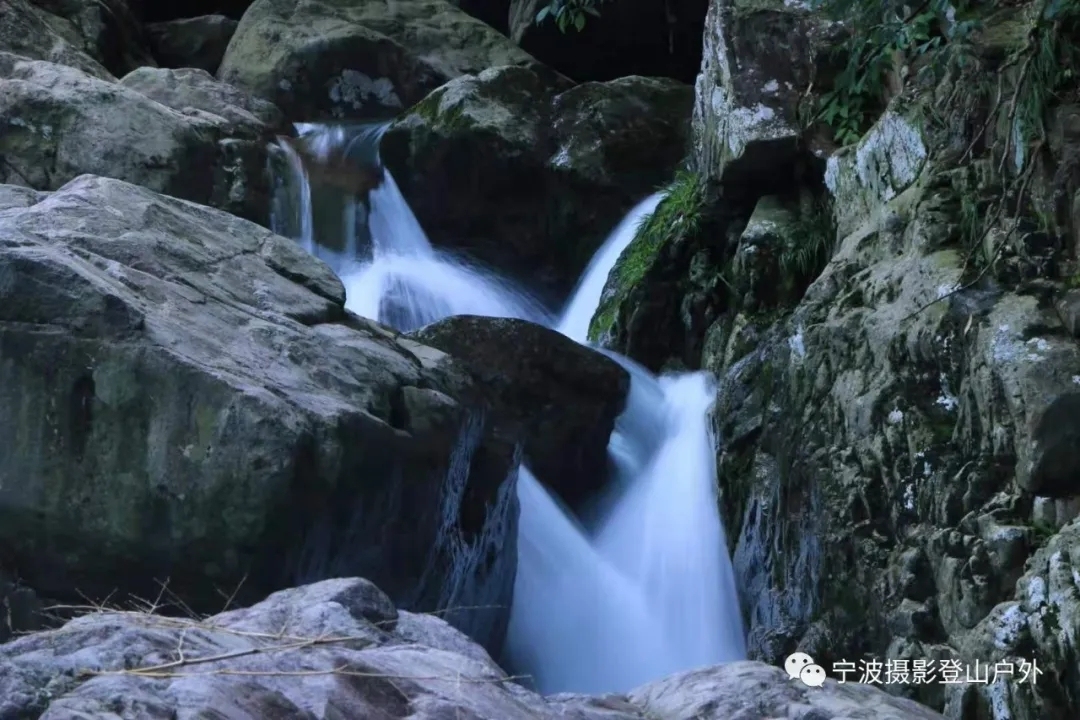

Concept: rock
[[0, 175, 524, 652], [1056, 288, 1080, 337], [0, 185, 46, 210], [0, 568, 43, 643], [217, 0, 551, 121], [0, 55, 275, 225], [692, 91, 1080, 717], [731, 194, 823, 309], [825, 110, 929, 238], [948, 517, 1080, 719], [381, 67, 693, 295], [28, 0, 155, 76], [506, 0, 708, 84], [143, 0, 254, 23], [691, 0, 838, 181], [0, 0, 113, 79], [630, 662, 945, 719], [409, 315, 630, 510], [967, 295, 1080, 497], [0, 576, 945, 719], [118, 65, 285, 222], [119, 65, 285, 132], [588, 170, 721, 371], [146, 14, 240, 74]]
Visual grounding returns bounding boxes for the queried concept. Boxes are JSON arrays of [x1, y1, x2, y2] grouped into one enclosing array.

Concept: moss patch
[[587, 169, 708, 342]]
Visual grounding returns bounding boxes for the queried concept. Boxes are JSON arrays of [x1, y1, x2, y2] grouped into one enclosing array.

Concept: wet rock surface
[[410, 315, 630, 511], [381, 66, 693, 296]]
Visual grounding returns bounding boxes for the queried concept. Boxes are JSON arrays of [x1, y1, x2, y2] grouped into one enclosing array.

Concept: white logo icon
[[785, 652, 827, 687]]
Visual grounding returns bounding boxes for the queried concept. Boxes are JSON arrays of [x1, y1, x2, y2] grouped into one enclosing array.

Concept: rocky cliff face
[[592, 1, 1080, 718]]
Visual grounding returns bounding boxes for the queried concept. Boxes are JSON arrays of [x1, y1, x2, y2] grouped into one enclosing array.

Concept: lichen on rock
[[825, 109, 928, 237]]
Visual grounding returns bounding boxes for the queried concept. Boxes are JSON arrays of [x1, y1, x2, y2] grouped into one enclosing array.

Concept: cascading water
[[556, 192, 664, 343], [271, 122, 745, 696], [271, 122, 550, 332]]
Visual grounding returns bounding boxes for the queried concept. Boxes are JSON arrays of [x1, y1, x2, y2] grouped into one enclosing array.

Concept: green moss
[[410, 90, 445, 124], [409, 89, 474, 132], [928, 415, 957, 445], [587, 169, 708, 342], [980, 7, 1032, 52]]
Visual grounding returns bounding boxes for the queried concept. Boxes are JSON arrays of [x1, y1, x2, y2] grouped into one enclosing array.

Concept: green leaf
[[573, 10, 586, 30], [584, 4, 601, 17], [535, 5, 550, 22]]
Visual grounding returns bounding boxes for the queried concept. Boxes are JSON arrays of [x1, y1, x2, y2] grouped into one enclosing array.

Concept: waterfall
[[271, 122, 746, 695], [271, 123, 551, 332]]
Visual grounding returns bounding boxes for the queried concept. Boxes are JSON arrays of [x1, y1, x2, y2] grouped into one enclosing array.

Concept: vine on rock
[[802, 0, 1080, 320], [896, 0, 1080, 321]]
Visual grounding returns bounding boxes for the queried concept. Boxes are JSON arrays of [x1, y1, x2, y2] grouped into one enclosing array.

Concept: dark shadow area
[[141, 0, 255, 22], [516, 0, 710, 83]]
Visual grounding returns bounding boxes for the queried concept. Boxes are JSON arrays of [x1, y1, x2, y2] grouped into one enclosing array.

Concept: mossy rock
[[586, 169, 738, 370], [381, 67, 694, 296], [589, 170, 709, 343]]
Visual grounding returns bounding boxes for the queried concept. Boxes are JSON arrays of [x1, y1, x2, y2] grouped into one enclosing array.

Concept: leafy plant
[[535, 0, 604, 33], [778, 196, 836, 295], [807, 0, 981, 145]]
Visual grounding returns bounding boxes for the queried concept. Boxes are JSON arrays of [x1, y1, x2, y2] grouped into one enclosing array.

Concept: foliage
[[535, 0, 604, 33], [1007, 0, 1080, 160], [806, 0, 982, 145], [897, 0, 1080, 321], [587, 169, 707, 342], [778, 196, 836, 284]]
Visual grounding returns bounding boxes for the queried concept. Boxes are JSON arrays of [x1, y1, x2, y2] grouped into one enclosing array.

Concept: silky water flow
[[271, 123, 746, 695]]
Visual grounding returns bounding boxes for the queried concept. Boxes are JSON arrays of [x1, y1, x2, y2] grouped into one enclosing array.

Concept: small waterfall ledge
[[270, 123, 747, 695]]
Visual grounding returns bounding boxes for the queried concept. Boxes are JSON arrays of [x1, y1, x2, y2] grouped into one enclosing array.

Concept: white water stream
[[271, 123, 746, 695]]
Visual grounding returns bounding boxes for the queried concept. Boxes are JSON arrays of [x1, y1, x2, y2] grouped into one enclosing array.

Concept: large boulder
[[0, 55, 277, 225], [381, 67, 694, 296], [28, 0, 155, 76], [146, 14, 240, 74], [0, 576, 946, 719], [691, 0, 838, 180], [217, 0, 553, 121], [119, 65, 286, 132], [0, 175, 524, 652], [0, 0, 113, 79], [410, 315, 630, 510]]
